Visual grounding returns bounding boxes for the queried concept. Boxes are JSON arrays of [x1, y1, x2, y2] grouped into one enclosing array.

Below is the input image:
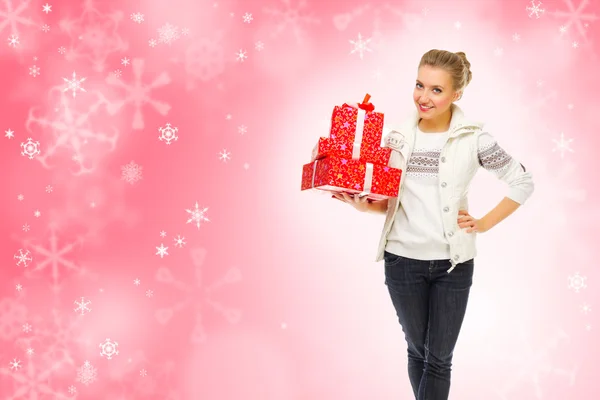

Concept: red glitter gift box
[[310, 94, 391, 165], [301, 156, 402, 201]]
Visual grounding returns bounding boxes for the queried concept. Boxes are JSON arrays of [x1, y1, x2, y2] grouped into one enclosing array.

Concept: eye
[[433, 88, 442, 93], [415, 82, 423, 89]]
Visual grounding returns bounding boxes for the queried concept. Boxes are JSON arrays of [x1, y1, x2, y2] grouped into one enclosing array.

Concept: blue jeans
[[383, 251, 474, 400]]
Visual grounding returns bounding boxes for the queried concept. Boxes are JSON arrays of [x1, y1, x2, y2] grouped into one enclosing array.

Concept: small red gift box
[[311, 94, 391, 165], [311, 136, 392, 165], [301, 155, 402, 200]]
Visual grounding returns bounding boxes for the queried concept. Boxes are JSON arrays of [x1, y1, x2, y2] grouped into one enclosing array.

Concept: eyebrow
[[416, 80, 444, 89]]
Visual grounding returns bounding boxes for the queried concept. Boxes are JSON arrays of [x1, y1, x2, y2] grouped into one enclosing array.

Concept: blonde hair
[[419, 49, 472, 98]]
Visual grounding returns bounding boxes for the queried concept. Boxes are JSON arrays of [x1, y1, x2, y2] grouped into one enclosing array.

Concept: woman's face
[[413, 65, 460, 120]]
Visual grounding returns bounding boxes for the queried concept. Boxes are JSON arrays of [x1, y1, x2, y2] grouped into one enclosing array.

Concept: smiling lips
[[419, 104, 434, 111]]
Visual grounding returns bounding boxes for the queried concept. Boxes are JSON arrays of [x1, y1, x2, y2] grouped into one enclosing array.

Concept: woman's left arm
[[459, 131, 535, 233]]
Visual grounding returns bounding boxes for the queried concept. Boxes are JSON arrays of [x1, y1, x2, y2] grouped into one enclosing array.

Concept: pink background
[[1, 0, 599, 398]]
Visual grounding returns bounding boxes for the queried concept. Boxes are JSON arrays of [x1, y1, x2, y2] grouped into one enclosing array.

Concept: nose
[[419, 94, 430, 104]]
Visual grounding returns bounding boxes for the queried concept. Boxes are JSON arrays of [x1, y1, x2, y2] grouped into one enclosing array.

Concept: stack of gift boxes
[[301, 94, 403, 201]]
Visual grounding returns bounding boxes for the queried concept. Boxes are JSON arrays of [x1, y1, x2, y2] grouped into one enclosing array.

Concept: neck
[[418, 107, 453, 133]]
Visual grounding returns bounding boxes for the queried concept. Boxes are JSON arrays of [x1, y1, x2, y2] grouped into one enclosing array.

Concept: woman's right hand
[[332, 192, 370, 212]]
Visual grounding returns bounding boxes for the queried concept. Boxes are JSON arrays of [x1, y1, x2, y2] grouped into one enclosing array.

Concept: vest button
[[448, 231, 454, 237], [443, 206, 449, 212], [441, 156, 446, 163], [454, 255, 460, 261], [441, 182, 447, 188]]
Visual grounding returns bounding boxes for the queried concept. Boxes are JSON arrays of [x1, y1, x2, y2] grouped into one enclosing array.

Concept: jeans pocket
[[384, 251, 404, 267]]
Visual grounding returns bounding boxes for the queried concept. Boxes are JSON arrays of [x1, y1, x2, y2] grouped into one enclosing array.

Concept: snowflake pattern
[[7, 33, 18, 46], [549, 0, 597, 42], [19, 223, 85, 291], [0, 0, 36, 37], [526, 0, 546, 19], [155, 247, 242, 343], [552, 132, 574, 158], [74, 297, 91, 315], [99, 338, 119, 359], [63, 71, 86, 97], [218, 149, 231, 162], [58, 0, 128, 72], [349, 32, 372, 60], [20, 137, 41, 159], [185, 202, 209, 229], [158, 123, 178, 144], [14, 248, 33, 267], [0, 354, 69, 398], [156, 243, 169, 258], [174, 235, 186, 248], [77, 360, 97, 386], [568, 272, 587, 293], [121, 160, 143, 184], [105, 58, 171, 130], [157, 22, 180, 45], [130, 12, 144, 23], [263, 0, 320, 44], [25, 89, 117, 175]]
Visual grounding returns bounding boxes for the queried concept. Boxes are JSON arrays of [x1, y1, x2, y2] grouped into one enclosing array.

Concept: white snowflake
[[7, 33, 18, 46], [42, 3, 51, 14], [134, 278, 141, 286], [77, 360, 97, 386], [29, 65, 40, 77], [130, 12, 144, 24], [41, 23, 49, 32], [14, 248, 33, 267], [5, 128, 14, 138], [25, 348, 34, 356], [99, 338, 119, 359], [18, 193, 24, 200], [0, 0, 35, 37], [146, 289, 153, 297], [105, 58, 171, 130], [121, 57, 130, 66], [235, 49, 247, 62], [174, 235, 186, 248], [181, 27, 190, 36], [154, 247, 241, 343], [74, 297, 91, 315], [513, 33, 521, 41], [33, 210, 41, 218], [22, 323, 32, 333], [121, 160, 143, 184], [9, 358, 21, 370], [238, 125, 247, 135], [526, 0, 545, 18], [568, 272, 587, 293], [68, 385, 77, 395], [22, 223, 30, 232], [156, 243, 169, 258], [26, 90, 116, 175], [113, 69, 122, 78], [58, 46, 65, 54], [552, 132, 574, 158], [16, 283, 23, 291], [45, 185, 53, 193], [158, 122, 178, 144], [63, 71, 86, 97], [20, 223, 85, 290], [20, 137, 41, 159], [349, 32, 372, 60], [148, 38, 157, 47], [550, 0, 598, 41], [185, 202, 209, 229], [58, 2, 127, 72], [140, 368, 147, 377], [255, 40, 264, 51], [218, 149, 231, 162], [263, 0, 320, 44], [157, 22, 180, 45], [242, 12, 253, 23]]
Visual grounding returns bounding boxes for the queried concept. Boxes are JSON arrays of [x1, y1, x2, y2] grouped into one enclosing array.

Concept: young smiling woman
[[333, 49, 534, 400]]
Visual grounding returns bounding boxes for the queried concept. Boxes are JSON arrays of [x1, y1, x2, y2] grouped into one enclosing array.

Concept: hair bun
[[455, 51, 472, 86]]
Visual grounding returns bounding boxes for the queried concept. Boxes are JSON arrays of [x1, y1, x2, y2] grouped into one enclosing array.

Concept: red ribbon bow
[[343, 93, 375, 112]]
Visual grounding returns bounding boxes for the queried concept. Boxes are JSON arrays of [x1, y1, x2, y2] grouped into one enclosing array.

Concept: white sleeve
[[477, 132, 535, 205]]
